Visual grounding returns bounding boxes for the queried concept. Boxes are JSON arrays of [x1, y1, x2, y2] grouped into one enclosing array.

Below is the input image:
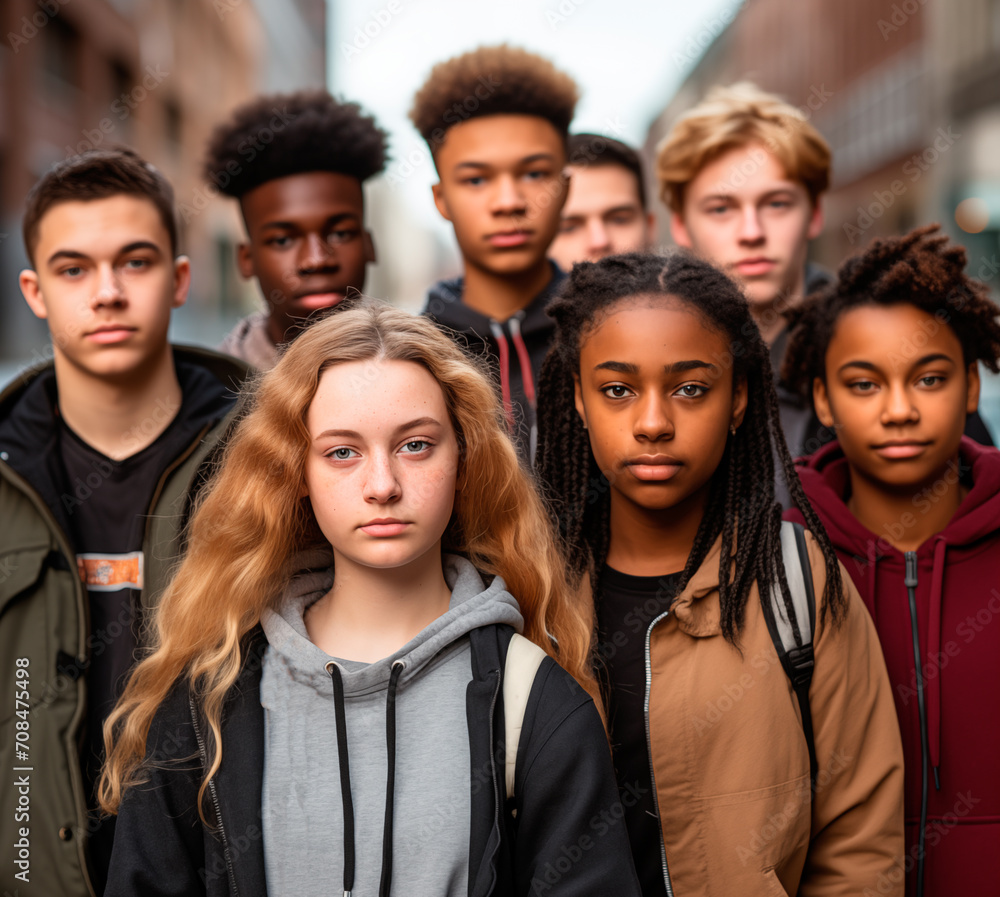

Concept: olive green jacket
[[0, 346, 250, 897]]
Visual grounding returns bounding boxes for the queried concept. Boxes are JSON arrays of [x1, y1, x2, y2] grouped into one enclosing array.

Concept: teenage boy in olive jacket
[[0, 148, 249, 897]]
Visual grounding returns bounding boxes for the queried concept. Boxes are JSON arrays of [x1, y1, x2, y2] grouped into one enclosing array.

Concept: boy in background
[[0, 148, 249, 895], [549, 133, 656, 270], [783, 225, 1000, 896], [410, 44, 577, 462], [208, 91, 388, 369]]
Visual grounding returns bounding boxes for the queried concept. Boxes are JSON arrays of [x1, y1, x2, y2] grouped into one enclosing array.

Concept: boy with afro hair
[[783, 224, 1000, 897], [206, 90, 388, 369], [411, 44, 577, 463]]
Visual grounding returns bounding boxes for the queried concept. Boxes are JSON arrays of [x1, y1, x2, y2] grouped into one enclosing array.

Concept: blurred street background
[[2, 0, 999, 434]]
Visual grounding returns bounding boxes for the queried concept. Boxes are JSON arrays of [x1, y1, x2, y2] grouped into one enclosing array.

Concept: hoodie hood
[[795, 436, 1000, 558], [260, 551, 524, 694]]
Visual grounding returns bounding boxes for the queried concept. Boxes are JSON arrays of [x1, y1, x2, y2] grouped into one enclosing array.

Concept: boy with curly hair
[[410, 45, 577, 462], [783, 224, 1000, 897], [206, 91, 388, 369]]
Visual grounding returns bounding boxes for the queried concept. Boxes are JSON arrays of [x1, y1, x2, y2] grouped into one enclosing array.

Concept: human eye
[[674, 383, 708, 398], [917, 374, 945, 388], [327, 227, 360, 245], [524, 169, 552, 181], [849, 379, 878, 394], [462, 175, 486, 186], [601, 384, 633, 399], [705, 203, 730, 216], [122, 257, 150, 271], [399, 439, 432, 454], [326, 446, 358, 461], [608, 212, 637, 226], [59, 265, 84, 278], [266, 234, 294, 248], [559, 219, 581, 234]]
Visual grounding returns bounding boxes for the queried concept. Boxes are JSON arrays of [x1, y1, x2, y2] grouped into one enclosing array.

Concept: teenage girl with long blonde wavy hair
[[99, 299, 639, 897]]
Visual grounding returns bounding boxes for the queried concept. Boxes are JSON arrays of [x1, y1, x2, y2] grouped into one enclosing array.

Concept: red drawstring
[[507, 315, 536, 409], [489, 321, 515, 432]]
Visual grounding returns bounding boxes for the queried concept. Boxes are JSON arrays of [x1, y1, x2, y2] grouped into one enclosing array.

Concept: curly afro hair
[[409, 44, 578, 152], [203, 90, 388, 199], [782, 224, 1000, 398]]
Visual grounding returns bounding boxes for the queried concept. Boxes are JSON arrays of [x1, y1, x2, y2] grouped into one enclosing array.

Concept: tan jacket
[[643, 530, 904, 896]]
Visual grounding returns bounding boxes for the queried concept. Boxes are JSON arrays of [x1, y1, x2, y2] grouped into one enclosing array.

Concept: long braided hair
[[536, 251, 845, 644]]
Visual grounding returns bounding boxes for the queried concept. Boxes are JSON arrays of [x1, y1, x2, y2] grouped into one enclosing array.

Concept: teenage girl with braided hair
[[99, 300, 640, 897], [535, 252, 904, 897], [782, 225, 1000, 897]]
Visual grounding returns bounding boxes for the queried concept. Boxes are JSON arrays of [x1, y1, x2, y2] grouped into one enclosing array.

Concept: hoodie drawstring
[[327, 660, 405, 897], [865, 541, 879, 627], [904, 552, 928, 897], [488, 321, 516, 432]]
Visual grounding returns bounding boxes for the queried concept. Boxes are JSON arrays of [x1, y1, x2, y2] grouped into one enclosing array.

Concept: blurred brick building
[[0, 0, 327, 363]]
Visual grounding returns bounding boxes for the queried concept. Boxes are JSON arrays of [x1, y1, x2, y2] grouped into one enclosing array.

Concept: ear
[[731, 375, 748, 430], [172, 256, 191, 310], [432, 182, 452, 222], [19, 269, 47, 320], [573, 374, 589, 430], [669, 212, 693, 249], [965, 361, 981, 415], [363, 230, 376, 264], [806, 199, 824, 240], [813, 377, 835, 429], [236, 242, 255, 280]]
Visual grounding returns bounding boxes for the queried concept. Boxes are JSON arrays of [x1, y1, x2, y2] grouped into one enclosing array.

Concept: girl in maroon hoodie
[[782, 224, 1000, 897]]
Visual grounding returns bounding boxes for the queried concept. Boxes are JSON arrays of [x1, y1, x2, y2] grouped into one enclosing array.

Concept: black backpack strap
[[766, 520, 818, 787]]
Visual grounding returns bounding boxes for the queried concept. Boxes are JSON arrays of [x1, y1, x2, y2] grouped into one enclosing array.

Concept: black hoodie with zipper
[[105, 622, 642, 897], [423, 263, 564, 465]]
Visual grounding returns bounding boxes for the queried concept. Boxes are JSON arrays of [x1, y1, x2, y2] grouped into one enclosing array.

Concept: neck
[[54, 346, 182, 460], [753, 270, 806, 346], [305, 549, 452, 663], [606, 486, 708, 577], [460, 258, 553, 322], [846, 457, 967, 552]]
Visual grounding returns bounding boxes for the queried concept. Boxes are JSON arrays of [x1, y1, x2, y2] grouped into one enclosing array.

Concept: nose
[[881, 381, 919, 426], [737, 205, 765, 245], [490, 174, 527, 216], [586, 217, 612, 258], [364, 450, 402, 504], [633, 391, 673, 442], [298, 232, 338, 274], [92, 263, 126, 309]]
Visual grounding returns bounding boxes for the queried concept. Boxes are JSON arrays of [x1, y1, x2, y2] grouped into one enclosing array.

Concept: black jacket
[[106, 624, 642, 897], [423, 264, 564, 465]]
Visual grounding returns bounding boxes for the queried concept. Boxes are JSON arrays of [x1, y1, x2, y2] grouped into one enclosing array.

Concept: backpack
[[502, 519, 819, 801]]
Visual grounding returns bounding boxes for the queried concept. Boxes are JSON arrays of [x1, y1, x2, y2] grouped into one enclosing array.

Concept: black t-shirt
[[596, 565, 682, 897]]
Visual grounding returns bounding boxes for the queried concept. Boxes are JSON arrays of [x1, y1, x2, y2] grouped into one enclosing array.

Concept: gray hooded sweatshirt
[[259, 553, 524, 897]]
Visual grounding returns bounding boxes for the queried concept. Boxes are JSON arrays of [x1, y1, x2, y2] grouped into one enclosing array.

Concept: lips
[[291, 291, 347, 311], [85, 324, 136, 344], [625, 455, 683, 482], [359, 518, 410, 537], [872, 440, 931, 460], [733, 257, 777, 277], [487, 230, 532, 249]]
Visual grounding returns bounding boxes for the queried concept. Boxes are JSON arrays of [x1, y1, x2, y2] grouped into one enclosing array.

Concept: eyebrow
[[699, 187, 797, 204], [838, 353, 955, 375], [594, 360, 718, 374], [46, 240, 161, 267], [261, 213, 360, 230], [315, 416, 444, 440], [455, 153, 558, 171]]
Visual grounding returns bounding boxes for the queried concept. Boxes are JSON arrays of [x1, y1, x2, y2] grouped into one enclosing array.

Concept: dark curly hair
[[409, 44, 578, 153], [782, 224, 1000, 399], [203, 90, 388, 199], [535, 251, 846, 644]]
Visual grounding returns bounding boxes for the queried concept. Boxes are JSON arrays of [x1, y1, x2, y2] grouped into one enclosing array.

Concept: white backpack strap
[[772, 520, 813, 647], [503, 633, 547, 803]]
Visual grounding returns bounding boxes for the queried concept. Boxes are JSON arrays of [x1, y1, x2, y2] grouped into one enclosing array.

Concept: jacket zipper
[[645, 611, 675, 897], [189, 694, 241, 897], [484, 667, 503, 897]]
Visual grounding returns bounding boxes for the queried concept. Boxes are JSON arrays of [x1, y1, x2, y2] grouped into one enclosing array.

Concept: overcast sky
[[327, 0, 741, 238]]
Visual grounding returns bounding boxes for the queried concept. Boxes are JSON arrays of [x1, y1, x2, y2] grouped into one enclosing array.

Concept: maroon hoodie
[[786, 436, 1000, 896]]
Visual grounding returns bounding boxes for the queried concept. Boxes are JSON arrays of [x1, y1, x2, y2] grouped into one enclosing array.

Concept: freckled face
[[303, 359, 460, 573], [814, 304, 979, 492], [574, 297, 747, 515]]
